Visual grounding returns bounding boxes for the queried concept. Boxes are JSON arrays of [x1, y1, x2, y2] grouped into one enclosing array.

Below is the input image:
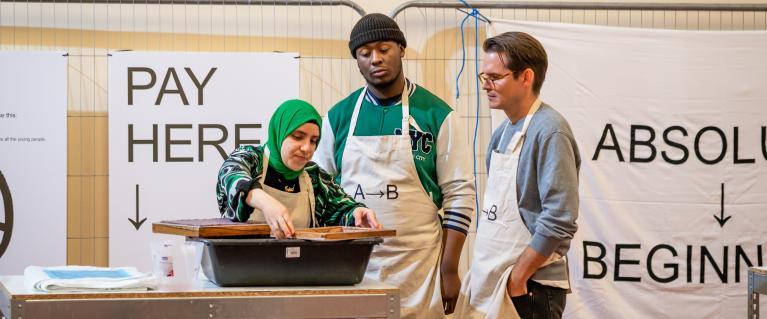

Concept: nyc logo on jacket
[[394, 128, 434, 161]]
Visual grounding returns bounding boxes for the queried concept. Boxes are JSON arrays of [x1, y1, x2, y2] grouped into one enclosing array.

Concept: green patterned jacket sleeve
[[216, 145, 264, 222], [304, 163, 365, 226]]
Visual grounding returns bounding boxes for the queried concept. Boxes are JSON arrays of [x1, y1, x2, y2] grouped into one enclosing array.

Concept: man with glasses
[[314, 13, 476, 318], [456, 32, 580, 318]]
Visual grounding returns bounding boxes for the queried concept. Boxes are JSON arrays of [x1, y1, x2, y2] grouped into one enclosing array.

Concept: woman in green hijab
[[216, 99, 380, 238]]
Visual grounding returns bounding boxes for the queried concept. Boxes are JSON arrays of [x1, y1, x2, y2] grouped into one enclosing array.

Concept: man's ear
[[399, 45, 406, 58], [523, 68, 535, 88]]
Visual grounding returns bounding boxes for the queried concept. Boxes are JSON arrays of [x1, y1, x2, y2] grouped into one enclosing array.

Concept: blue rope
[[455, 3, 480, 99], [455, 13, 471, 99], [471, 7, 482, 230], [455, 0, 484, 229]]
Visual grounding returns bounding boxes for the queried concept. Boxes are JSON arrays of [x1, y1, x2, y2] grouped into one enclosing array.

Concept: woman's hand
[[352, 207, 382, 229], [246, 189, 295, 239]]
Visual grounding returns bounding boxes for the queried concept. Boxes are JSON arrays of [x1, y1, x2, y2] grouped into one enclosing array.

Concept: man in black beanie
[[315, 13, 476, 318]]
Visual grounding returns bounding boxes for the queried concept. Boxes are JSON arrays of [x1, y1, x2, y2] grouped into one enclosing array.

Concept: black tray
[[192, 237, 382, 287]]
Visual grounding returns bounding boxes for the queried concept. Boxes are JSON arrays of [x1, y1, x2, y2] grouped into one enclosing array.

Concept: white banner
[[0, 51, 67, 274], [108, 52, 298, 271], [488, 20, 767, 318]]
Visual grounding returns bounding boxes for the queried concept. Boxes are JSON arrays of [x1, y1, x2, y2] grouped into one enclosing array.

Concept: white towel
[[24, 265, 158, 292]]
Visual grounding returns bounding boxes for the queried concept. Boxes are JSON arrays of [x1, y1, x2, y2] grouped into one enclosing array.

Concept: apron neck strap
[[401, 81, 410, 131], [347, 78, 411, 140], [499, 99, 542, 154], [260, 147, 271, 183]]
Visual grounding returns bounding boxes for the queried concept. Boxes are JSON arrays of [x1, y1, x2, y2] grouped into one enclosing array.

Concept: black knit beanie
[[348, 13, 407, 58]]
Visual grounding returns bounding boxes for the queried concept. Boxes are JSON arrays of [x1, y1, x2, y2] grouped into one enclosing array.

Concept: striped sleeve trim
[[445, 211, 471, 222], [443, 210, 471, 234]]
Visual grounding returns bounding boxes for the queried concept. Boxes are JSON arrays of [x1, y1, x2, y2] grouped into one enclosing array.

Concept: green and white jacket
[[315, 81, 476, 234], [216, 145, 364, 225]]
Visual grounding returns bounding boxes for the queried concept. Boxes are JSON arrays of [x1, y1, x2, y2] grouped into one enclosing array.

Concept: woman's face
[[280, 122, 320, 171]]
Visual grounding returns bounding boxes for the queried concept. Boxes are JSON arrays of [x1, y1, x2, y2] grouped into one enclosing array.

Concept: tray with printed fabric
[[153, 219, 396, 286]]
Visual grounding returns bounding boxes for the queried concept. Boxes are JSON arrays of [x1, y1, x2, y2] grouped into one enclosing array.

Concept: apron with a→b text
[[455, 100, 559, 319], [340, 83, 443, 318], [247, 148, 315, 229]]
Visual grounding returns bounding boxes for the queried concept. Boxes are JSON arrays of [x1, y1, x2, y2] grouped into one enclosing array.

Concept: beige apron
[[455, 100, 558, 319], [247, 148, 315, 229], [340, 83, 444, 318]]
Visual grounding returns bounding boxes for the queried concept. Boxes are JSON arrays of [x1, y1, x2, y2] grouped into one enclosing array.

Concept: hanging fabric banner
[[488, 19, 767, 318]]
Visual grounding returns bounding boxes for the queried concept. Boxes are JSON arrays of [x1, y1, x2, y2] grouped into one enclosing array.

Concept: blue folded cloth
[[24, 265, 158, 292]]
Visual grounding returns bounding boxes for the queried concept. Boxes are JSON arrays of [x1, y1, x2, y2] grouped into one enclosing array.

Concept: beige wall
[[0, 1, 765, 267]]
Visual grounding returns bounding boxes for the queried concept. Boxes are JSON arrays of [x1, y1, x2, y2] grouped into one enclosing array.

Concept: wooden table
[[0, 276, 399, 319], [750, 267, 767, 319]]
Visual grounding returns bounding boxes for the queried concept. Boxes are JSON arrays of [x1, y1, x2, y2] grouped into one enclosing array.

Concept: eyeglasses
[[477, 72, 513, 90]]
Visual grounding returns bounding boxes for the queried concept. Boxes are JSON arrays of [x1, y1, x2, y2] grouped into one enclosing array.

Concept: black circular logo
[[0, 170, 13, 258]]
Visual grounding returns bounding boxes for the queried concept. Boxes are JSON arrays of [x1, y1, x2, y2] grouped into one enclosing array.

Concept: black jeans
[[510, 280, 567, 319]]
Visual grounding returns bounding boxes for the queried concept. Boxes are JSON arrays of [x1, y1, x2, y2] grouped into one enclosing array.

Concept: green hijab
[[266, 99, 322, 180]]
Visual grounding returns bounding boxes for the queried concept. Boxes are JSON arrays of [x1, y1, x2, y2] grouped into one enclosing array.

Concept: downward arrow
[[128, 184, 147, 230], [713, 183, 731, 227]]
